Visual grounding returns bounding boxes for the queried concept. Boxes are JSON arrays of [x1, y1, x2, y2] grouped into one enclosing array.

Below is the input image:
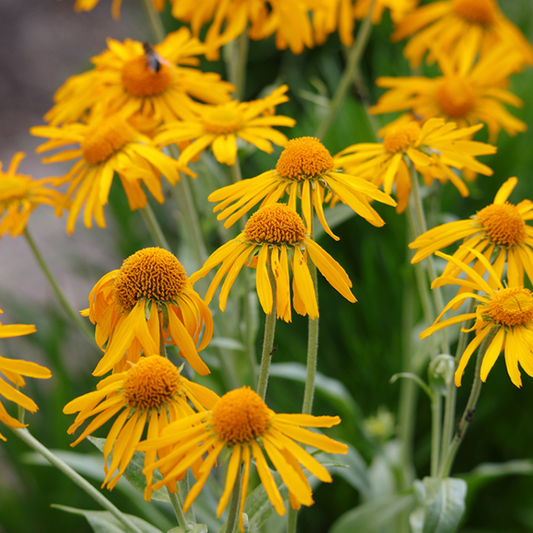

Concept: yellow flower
[[155, 85, 296, 168], [84, 248, 213, 377], [354, 0, 418, 24], [421, 249, 533, 388], [31, 114, 184, 234], [410, 177, 533, 291], [335, 118, 496, 213], [139, 386, 348, 532], [209, 136, 396, 240], [0, 152, 62, 238], [170, 0, 314, 59], [392, 0, 533, 70], [370, 48, 526, 143], [63, 355, 219, 497], [63, 0, 164, 18], [190, 204, 356, 321], [0, 309, 52, 440], [44, 29, 235, 127]]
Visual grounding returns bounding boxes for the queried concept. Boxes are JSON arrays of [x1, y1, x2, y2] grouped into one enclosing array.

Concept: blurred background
[[2, 1, 533, 532]]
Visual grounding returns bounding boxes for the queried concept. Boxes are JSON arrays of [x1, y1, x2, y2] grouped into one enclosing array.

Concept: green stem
[[408, 163, 449, 355], [24, 228, 93, 343], [430, 393, 442, 478], [315, 0, 376, 140], [167, 489, 192, 532], [439, 300, 474, 471], [142, 0, 165, 42], [438, 328, 496, 479], [256, 257, 277, 400], [226, 31, 249, 101], [287, 507, 298, 533], [302, 262, 319, 415], [224, 468, 243, 533], [11, 427, 144, 533], [140, 205, 171, 251], [179, 474, 196, 526]]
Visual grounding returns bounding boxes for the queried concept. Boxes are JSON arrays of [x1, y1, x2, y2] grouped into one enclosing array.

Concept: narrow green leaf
[[88, 437, 170, 503], [328, 493, 415, 533], [52, 505, 163, 533], [410, 477, 467, 533]]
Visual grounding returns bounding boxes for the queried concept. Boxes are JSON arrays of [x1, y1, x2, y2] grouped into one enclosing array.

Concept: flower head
[[335, 118, 496, 213], [139, 386, 348, 531], [209, 136, 396, 240], [44, 29, 235, 127], [63, 355, 219, 496], [410, 178, 533, 293], [370, 48, 527, 142], [84, 247, 213, 376], [0, 309, 51, 440], [421, 249, 533, 388], [171, 0, 314, 59], [31, 114, 185, 234], [190, 204, 356, 321], [392, 0, 533, 70], [155, 85, 295, 168], [0, 152, 63, 238]]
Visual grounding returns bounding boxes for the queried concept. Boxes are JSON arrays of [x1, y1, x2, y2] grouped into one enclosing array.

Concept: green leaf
[[409, 477, 467, 533], [168, 526, 208, 533], [329, 444, 372, 500], [460, 459, 533, 504], [52, 505, 163, 533], [88, 437, 170, 504], [328, 493, 415, 533]]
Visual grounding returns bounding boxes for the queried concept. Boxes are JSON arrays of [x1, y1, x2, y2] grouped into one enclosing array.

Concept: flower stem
[[140, 204, 171, 251], [302, 263, 319, 415], [430, 392, 442, 477], [11, 427, 144, 533], [24, 228, 93, 343], [167, 488, 192, 532], [287, 507, 298, 533], [439, 300, 474, 471], [142, 0, 165, 42], [315, 0, 376, 140], [224, 468, 243, 533], [408, 164, 449, 355], [438, 328, 496, 479], [256, 257, 277, 400], [226, 31, 249, 101]]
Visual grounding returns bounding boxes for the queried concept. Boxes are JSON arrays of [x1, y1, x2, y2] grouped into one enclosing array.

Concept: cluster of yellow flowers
[[1, 0, 533, 530]]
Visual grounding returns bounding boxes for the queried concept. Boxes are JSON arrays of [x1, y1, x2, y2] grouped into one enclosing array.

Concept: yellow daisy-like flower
[[370, 48, 527, 143], [170, 0, 314, 59], [44, 29, 235, 127], [62, 0, 164, 19], [31, 114, 184, 234], [354, 0, 418, 24], [421, 249, 533, 388], [0, 152, 63, 238], [190, 204, 356, 322], [139, 386, 348, 532], [410, 177, 533, 291], [209, 136, 396, 240], [392, 0, 533, 70], [0, 309, 52, 441], [335, 118, 496, 214], [63, 355, 219, 497], [155, 85, 296, 168], [84, 247, 213, 377]]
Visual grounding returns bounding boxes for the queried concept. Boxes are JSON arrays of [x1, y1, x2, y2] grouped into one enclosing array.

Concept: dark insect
[[143, 42, 167, 73]]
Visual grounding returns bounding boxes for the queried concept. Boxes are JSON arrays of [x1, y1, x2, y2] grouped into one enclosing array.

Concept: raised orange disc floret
[[383, 122, 421, 153], [81, 116, 136, 165], [113, 247, 188, 309], [436, 76, 476, 118], [211, 387, 272, 445], [276, 137, 334, 180], [124, 356, 182, 409], [452, 0, 496, 26], [487, 287, 533, 327], [244, 204, 307, 245], [121, 55, 173, 97], [476, 203, 526, 247]]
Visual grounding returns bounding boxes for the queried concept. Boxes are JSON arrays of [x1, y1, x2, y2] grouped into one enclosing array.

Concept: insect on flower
[[143, 42, 170, 73]]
